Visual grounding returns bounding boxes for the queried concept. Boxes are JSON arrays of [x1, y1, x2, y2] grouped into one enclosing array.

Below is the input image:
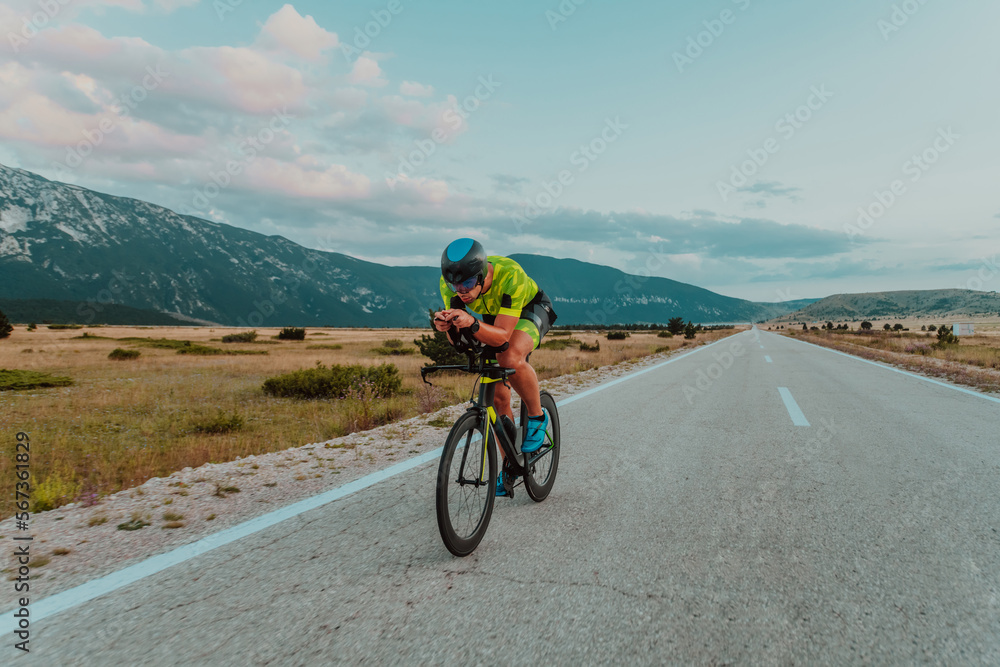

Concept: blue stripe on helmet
[[446, 238, 475, 262]]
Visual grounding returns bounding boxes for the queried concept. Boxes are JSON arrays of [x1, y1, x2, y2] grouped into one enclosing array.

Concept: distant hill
[[510, 255, 816, 324], [1, 163, 810, 326], [782, 289, 1000, 322], [0, 299, 189, 326]]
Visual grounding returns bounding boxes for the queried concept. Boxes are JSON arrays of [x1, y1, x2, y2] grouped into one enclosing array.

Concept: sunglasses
[[450, 276, 480, 293]]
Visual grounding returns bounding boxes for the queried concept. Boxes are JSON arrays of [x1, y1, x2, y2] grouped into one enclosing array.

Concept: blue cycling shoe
[[495, 471, 510, 497], [521, 412, 549, 454]]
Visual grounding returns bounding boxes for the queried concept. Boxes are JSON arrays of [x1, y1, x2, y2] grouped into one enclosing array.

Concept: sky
[[1, 0, 998, 302]]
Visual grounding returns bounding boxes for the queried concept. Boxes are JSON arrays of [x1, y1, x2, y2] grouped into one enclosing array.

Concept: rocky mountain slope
[[1, 164, 809, 326]]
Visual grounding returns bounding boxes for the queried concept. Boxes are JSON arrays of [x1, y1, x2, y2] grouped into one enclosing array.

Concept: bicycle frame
[[421, 357, 555, 484]]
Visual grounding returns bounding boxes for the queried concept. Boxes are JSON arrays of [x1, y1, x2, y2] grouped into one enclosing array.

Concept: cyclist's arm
[[473, 314, 517, 348]]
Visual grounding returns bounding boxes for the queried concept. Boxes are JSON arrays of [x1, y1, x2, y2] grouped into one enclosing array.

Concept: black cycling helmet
[[441, 238, 488, 290]]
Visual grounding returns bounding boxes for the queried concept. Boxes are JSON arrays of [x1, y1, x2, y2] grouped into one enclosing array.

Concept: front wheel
[[523, 391, 560, 502], [436, 411, 497, 556]]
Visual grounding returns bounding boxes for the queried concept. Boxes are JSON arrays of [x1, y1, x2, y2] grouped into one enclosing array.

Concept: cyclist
[[433, 238, 557, 496]]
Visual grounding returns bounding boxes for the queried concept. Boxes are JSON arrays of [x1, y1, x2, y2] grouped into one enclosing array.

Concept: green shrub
[[0, 309, 12, 339], [578, 340, 600, 352], [382, 339, 404, 348], [0, 369, 74, 391], [657, 331, 673, 338], [175, 344, 267, 356], [936, 326, 958, 346], [262, 363, 402, 399], [306, 344, 343, 350], [108, 348, 141, 360], [414, 331, 466, 366], [372, 346, 416, 356], [47, 324, 84, 330], [549, 330, 571, 337], [606, 331, 629, 340], [118, 337, 192, 350], [221, 330, 258, 343], [27, 323, 37, 331], [176, 344, 225, 356], [540, 338, 582, 350], [277, 327, 306, 340], [191, 411, 244, 434], [667, 317, 686, 335], [684, 322, 697, 339], [31, 467, 82, 512]]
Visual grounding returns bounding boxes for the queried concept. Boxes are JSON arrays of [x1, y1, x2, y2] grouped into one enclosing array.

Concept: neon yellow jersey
[[439, 255, 539, 319]]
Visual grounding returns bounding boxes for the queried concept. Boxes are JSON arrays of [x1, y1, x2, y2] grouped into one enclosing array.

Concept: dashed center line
[[765, 355, 773, 363], [778, 387, 810, 426]]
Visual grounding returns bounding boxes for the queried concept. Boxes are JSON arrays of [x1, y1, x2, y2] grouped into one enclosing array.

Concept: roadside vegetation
[[0, 324, 740, 514], [783, 324, 1000, 394]]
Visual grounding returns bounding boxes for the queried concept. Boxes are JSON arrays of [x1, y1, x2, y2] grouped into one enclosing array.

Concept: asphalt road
[[13, 329, 1000, 665]]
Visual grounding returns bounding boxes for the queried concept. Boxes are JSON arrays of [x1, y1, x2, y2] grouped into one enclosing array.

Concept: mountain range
[[0, 164, 822, 327], [779, 289, 1000, 322]]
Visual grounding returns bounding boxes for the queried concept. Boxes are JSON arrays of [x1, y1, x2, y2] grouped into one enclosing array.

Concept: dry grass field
[[0, 325, 740, 513]]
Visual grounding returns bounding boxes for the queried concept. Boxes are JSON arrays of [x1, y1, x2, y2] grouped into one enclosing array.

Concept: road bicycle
[[421, 346, 560, 557]]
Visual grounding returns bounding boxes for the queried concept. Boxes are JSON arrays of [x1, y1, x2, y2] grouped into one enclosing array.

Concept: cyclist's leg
[[496, 327, 542, 417], [493, 374, 515, 423]]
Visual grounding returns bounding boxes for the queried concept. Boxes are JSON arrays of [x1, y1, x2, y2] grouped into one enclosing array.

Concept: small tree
[[413, 309, 466, 366], [893, 323, 904, 331], [667, 317, 685, 336], [826, 321, 834, 330], [927, 324, 937, 332], [936, 325, 958, 345], [0, 309, 12, 339], [683, 322, 696, 339], [883, 323, 892, 331], [860, 321, 872, 331], [802, 323, 808, 331]]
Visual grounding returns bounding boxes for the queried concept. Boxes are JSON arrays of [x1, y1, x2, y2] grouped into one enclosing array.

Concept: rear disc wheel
[[523, 391, 560, 502]]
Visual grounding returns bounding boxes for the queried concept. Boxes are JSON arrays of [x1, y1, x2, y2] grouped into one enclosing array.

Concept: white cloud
[[256, 4, 338, 62], [400, 81, 434, 97], [347, 56, 387, 87], [243, 158, 370, 200]]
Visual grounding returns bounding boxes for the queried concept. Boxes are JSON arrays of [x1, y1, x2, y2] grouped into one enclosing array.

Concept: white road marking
[[778, 387, 811, 426], [765, 356, 773, 363], [5, 333, 744, 625]]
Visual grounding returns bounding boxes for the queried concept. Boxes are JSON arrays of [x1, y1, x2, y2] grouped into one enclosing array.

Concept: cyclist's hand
[[449, 311, 475, 329], [433, 310, 457, 332]]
